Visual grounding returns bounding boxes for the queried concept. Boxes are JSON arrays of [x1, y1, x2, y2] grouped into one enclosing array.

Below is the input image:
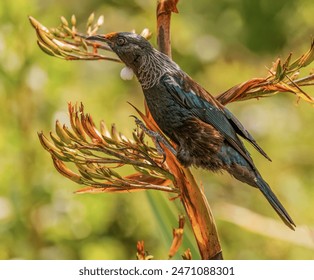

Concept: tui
[[87, 32, 295, 229]]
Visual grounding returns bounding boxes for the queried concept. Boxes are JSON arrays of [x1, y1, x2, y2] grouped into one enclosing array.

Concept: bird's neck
[[136, 49, 180, 90]]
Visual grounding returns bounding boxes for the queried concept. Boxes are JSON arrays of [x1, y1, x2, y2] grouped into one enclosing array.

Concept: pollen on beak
[[86, 35, 108, 42], [86, 32, 117, 45]]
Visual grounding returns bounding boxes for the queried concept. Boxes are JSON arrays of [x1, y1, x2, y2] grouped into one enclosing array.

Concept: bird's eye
[[116, 37, 127, 46]]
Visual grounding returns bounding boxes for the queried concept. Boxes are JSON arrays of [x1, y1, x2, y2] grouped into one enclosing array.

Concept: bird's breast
[[143, 85, 193, 139]]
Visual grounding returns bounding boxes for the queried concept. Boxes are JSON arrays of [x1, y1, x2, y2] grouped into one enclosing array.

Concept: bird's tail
[[256, 175, 295, 230]]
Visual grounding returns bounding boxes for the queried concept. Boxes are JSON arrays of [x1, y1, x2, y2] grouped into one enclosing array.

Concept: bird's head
[[87, 32, 153, 72]]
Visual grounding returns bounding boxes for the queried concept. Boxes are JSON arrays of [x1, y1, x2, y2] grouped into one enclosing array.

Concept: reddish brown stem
[[156, 0, 178, 57]]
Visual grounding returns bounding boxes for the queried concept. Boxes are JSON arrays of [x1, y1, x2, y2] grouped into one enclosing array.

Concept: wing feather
[[162, 74, 269, 168]]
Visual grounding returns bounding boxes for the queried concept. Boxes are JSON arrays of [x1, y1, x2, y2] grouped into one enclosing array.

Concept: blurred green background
[[0, 0, 314, 260]]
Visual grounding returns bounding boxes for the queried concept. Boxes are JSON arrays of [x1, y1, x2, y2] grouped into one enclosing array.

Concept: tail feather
[[256, 176, 295, 230]]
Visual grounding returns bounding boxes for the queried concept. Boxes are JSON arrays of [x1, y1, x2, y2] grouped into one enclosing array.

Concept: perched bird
[[87, 32, 295, 229]]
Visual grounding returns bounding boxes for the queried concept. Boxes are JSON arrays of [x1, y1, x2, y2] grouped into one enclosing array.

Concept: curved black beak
[[86, 35, 108, 42], [85, 35, 115, 49]]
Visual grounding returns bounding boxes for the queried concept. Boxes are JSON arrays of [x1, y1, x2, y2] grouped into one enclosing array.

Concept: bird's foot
[[131, 116, 177, 162]]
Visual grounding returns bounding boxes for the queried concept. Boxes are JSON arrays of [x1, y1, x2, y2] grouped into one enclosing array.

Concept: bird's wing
[[222, 107, 271, 161], [173, 74, 270, 161], [162, 74, 268, 167]]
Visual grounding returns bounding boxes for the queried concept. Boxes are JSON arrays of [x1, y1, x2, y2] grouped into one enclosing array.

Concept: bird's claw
[[131, 115, 177, 161]]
